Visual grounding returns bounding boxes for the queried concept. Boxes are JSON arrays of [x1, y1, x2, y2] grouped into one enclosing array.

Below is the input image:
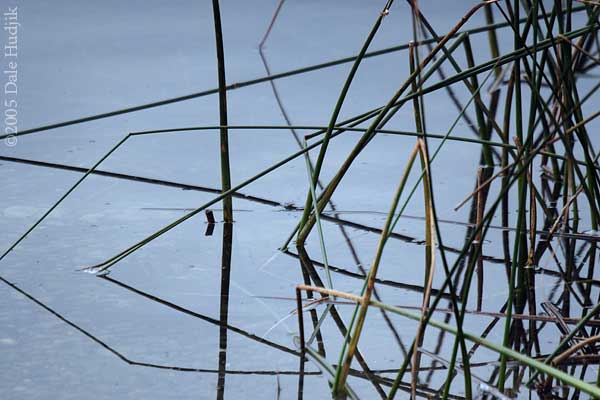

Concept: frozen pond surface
[[2, 1, 600, 399]]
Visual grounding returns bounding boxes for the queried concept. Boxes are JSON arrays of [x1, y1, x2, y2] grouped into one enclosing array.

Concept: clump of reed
[[290, 1, 600, 399]]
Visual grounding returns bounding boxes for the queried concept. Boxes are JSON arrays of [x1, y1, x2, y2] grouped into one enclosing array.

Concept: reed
[[211, 0, 233, 223]]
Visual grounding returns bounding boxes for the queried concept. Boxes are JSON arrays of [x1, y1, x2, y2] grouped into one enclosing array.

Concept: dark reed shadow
[[217, 222, 234, 399]]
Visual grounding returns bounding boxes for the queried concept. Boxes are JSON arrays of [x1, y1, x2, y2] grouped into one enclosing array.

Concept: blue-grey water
[[1, 1, 599, 399]]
